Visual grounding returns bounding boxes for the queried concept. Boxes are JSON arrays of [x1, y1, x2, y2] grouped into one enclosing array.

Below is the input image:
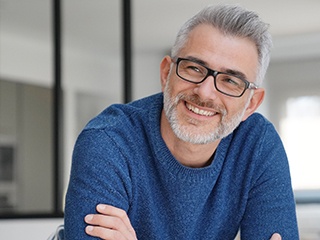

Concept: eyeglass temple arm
[[248, 82, 259, 90]]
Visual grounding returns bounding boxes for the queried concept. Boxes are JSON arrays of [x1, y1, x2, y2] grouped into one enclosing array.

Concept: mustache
[[176, 93, 226, 115]]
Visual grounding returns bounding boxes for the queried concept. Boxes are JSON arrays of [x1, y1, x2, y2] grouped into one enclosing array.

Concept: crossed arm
[[84, 204, 282, 240]]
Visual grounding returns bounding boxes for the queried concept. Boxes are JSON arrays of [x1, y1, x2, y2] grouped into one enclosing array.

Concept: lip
[[184, 101, 218, 118]]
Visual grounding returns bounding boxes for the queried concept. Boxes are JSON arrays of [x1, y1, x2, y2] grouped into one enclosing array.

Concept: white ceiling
[[132, 0, 320, 51], [1, 0, 320, 56]]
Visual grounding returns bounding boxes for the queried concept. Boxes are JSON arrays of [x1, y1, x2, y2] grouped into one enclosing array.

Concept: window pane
[[0, 80, 53, 214], [280, 96, 320, 190], [62, 0, 122, 198], [0, 0, 53, 215]]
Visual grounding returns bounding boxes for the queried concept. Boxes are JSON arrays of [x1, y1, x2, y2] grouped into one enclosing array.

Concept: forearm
[[64, 129, 132, 239]]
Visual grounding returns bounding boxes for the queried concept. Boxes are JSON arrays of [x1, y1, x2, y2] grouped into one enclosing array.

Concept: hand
[[84, 204, 137, 240], [270, 233, 282, 240]]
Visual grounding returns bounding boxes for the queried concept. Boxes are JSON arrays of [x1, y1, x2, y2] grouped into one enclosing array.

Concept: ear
[[160, 56, 172, 91], [242, 88, 265, 121]]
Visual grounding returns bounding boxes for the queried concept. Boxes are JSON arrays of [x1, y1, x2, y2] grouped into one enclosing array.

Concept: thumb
[[270, 233, 282, 240]]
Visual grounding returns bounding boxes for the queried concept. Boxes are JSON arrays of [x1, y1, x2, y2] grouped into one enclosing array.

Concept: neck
[[160, 111, 221, 168]]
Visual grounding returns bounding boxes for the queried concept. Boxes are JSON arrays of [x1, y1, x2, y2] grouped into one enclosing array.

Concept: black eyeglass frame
[[174, 57, 258, 97]]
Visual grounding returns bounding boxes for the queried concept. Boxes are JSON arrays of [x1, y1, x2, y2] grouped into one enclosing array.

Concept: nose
[[193, 75, 219, 99]]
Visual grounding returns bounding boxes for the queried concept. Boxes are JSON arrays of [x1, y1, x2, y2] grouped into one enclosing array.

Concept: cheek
[[173, 78, 201, 96], [165, 79, 185, 97], [224, 99, 248, 117]]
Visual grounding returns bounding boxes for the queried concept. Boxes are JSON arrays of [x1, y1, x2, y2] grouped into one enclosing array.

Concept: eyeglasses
[[174, 57, 258, 97]]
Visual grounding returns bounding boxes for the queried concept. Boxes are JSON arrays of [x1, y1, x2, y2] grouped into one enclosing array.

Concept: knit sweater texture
[[65, 93, 299, 239]]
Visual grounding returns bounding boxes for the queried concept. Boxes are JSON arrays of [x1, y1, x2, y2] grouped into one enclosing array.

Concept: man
[[65, 4, 299, 239]]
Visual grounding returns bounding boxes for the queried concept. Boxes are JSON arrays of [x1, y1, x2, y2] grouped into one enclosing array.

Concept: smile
[[185, 102, 216, 117]]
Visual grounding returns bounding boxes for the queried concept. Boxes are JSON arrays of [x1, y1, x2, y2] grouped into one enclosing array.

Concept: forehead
[[179, 24, 259, 81]]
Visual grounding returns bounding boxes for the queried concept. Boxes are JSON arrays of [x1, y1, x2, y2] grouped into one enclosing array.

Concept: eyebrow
[[184, 55, 249, 81]]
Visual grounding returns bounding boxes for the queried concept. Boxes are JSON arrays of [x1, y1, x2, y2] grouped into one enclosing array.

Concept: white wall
[[0, 218, 63, 240]]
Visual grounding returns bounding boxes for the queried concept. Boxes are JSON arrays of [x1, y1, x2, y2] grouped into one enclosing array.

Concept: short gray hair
[[171, 4, 273, 85]]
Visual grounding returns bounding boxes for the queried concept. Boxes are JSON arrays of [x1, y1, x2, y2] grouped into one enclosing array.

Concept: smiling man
[[65, 4, 299, 240]]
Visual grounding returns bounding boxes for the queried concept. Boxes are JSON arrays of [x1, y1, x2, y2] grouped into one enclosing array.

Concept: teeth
[[186, 103, 215, 116]]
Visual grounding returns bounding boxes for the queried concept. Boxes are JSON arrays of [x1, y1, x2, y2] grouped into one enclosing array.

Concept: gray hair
[[171, 4, 273, 85]]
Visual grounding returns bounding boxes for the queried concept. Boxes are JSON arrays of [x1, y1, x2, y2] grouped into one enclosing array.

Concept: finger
[[85, 214, 121, 230], [270, 233, 282, 240], [96, 204, 137, 237], [85, 225, 127, 240], [85, 214, 133, 237], [85, 213, 136, 239]]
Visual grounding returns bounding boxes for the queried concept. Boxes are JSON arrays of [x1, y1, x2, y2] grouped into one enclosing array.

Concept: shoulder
[[227, 112, 285, 165], [73, 93, 163, 161], [84, 93, 163, 132], [240, 112, 272, 130], [236, 112, 278, 142], [229, 113, 288, 175]]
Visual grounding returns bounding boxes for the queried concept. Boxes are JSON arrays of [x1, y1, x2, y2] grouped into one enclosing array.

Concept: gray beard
[[163, 81, 249, 144]]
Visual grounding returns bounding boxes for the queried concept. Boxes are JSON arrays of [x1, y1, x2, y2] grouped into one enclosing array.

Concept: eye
[[222, 77, 237, 85], [218, 74, 243, 88], [225, 78, 239, 86], [184, 63, 206, 76], [178, 59, 207, 78], [187, 65, 201, 73]]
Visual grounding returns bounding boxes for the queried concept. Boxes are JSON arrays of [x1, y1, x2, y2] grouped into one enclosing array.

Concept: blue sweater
[[65, 93, 299, 239]]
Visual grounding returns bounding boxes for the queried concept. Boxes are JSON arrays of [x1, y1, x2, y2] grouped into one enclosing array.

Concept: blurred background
[[0, 0, 319, 239]]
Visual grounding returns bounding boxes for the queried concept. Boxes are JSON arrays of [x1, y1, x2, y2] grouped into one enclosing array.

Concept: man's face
[[161, 24, 261, 144]]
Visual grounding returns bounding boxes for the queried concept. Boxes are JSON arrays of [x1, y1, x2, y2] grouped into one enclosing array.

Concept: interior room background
[[0, 0, 319, 239]]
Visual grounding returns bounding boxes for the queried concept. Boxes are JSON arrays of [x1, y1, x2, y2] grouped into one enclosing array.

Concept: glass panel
[[0, 0, 53, 215], [280, 96, 320, 190], [267, 57, 320, 203], [0, 80, 53, 215], [62, 0, 122, 196]]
